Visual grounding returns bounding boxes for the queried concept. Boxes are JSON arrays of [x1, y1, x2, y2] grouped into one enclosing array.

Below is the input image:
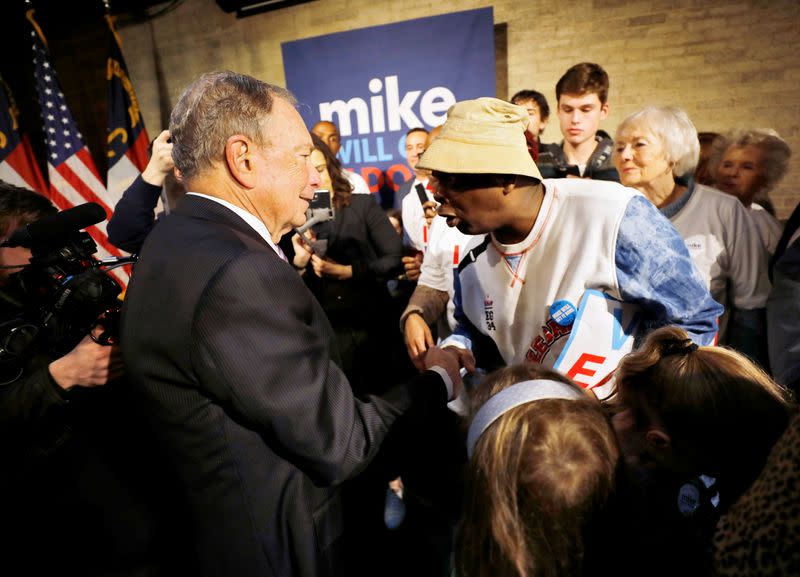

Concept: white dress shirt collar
[[187, 192, 286, 260]]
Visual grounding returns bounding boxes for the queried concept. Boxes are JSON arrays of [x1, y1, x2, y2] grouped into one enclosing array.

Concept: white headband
[[466, 379, 585, 458]]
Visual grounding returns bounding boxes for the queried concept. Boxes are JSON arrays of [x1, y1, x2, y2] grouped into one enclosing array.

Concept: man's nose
[[434, 194, 452, 211], [307, 163, 321, 188]]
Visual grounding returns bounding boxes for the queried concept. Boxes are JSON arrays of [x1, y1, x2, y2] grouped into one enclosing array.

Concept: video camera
[[0, 203, 136, 364]]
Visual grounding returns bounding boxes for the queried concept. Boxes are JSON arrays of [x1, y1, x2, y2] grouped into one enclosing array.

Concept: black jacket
[[107, 174, 163, 254], [121, 194, 447, 577], [537, 130, 620, 182], [304, 194, 402, 318]]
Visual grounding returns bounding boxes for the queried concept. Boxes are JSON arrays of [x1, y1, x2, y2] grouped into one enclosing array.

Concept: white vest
[[456, 179, 638, 367]]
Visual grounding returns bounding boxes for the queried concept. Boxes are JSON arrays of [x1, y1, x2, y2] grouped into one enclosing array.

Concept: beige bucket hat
[[415, 97, 542, 180]]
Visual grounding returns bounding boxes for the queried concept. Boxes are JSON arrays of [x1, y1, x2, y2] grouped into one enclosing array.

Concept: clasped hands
[[291, 231, 353, 280], [401, 251, 423, 281], [417, 344, 474, 401]]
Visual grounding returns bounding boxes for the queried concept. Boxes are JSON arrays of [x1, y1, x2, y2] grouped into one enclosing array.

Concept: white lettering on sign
[[319, 76, 455, 137], [319, 98, 371, 136], [420, 86, 454, 126], [369, 78, 386, 133]]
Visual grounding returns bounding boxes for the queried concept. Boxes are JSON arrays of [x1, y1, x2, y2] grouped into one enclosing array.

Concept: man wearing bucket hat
[[417, 97, 723, 390]]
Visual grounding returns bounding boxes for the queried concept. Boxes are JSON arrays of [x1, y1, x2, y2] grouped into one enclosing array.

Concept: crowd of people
[[0, 61, 798, 577]]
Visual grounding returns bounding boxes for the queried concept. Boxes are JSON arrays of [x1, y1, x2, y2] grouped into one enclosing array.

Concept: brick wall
[[120, 0, 800, 218]]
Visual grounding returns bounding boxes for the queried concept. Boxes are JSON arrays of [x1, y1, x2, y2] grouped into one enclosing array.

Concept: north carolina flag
[[27, 9, 128, 285], [106, 15, 149, 198], [0, 77, 48, 194]]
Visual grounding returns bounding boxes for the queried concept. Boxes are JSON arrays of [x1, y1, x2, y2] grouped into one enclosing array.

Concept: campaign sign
[[281, 8, 495, 204], [553, 290, 641, 400]]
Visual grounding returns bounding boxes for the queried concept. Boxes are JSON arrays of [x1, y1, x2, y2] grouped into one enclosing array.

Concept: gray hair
[[614, 106, 700, 178], [169, 71, 295, 182], [708, 128, 792, 194]]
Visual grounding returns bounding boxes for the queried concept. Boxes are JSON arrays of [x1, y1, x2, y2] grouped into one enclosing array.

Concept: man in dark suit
[[120, 71, 461, 577]]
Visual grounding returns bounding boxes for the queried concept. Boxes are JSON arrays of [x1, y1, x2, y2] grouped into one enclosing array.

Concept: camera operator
[[0, 182, 124, 419], [0, 181, 168, 576]]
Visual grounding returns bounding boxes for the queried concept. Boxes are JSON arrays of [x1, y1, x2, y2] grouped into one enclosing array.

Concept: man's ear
[[600, 102, 610, 120], [645, 428, 672, 455], [502, 176, 517, 196], [225, 135, 255, 188], [539, 118, 549, 135]]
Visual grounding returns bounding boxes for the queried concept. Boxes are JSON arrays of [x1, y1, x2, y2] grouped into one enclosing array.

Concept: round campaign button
[[549, 300, 576, 326], [677, 482, 701, 516]]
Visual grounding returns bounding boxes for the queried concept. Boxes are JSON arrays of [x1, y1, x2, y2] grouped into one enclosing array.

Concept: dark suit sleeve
[[351, 198, 403, 280], [190, 250, 446, 486], [107, 175, 163, 253]]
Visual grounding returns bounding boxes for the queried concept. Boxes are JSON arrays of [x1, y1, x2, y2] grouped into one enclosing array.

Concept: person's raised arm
[[108, 130, 174, 253]]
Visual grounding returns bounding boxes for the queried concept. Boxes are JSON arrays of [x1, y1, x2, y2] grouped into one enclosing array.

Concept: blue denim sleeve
[[615, 195, 723, 345]]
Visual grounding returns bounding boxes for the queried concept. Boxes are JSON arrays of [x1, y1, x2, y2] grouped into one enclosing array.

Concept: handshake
[[419, 345, 475, 401]]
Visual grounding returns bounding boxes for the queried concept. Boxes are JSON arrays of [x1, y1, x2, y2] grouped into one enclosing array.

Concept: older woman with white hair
[[710, 129, 792, 255], [613, 106, 770, 365]]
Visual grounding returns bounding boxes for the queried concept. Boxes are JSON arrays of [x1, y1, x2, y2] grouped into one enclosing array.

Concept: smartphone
[[308, 189, 332, 212], [296, 189, 334, 235]]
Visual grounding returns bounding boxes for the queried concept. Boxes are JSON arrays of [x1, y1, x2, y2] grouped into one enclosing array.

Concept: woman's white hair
[[708, 128, 792, 194], [615, 106, 700, 178]]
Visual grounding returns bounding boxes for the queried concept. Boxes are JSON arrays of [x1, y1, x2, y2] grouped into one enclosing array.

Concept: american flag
[[27, 9, 128, 285], [106, 15, 150, 200], [0, 77, 48, 194]]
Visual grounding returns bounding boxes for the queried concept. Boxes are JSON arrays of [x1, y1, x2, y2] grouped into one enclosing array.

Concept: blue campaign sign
[[281, 8, 495, 203]]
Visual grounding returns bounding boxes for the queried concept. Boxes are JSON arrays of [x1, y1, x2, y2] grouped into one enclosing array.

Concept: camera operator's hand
[[48, 333, 125, 390], [141, 130, 174, 187], [422, 345, 462, 401], [311, 255, 353, 280]]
